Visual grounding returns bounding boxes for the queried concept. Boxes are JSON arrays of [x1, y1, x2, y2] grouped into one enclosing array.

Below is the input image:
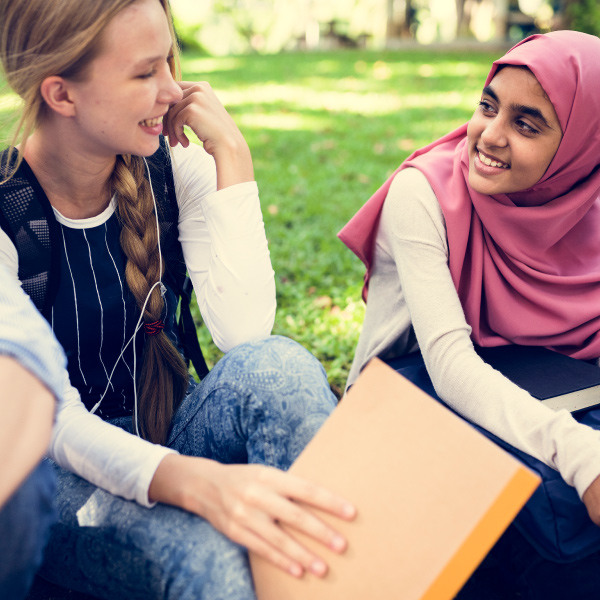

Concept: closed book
[[250, 358, 540, 600], [475, 345, 600, 413]]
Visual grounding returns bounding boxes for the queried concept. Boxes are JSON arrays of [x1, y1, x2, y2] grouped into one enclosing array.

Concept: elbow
[[210, 296, 276, 353], [215, 321, 274, 353]]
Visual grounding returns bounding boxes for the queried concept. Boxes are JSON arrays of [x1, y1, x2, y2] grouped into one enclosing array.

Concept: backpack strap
[[0, 150, 61, 320], [146, 138, 210, 379], [0, 142, 210, 379]]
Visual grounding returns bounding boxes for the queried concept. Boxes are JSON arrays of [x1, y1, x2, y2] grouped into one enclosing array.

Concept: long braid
[[112, 154, 188, 444]]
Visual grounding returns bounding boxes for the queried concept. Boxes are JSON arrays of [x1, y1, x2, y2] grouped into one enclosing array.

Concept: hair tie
[[143, 319, 165, 336]]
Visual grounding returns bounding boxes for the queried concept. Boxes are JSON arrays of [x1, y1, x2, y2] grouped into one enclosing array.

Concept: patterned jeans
[[38, 336, 337, 600]]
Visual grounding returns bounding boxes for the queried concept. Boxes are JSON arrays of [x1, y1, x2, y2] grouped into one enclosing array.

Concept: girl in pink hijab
[[340, 31, 600, 597]]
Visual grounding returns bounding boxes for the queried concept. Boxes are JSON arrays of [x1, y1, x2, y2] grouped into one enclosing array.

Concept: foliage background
[[171, 0, 599, 56]]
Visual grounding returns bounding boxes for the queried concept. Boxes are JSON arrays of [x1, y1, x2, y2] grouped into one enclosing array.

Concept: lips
[[477, 149, 509, 169]]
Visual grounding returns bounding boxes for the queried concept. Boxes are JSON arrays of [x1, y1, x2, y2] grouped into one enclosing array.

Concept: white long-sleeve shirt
[[348, 167, 600, 500], [0, 143, 276, 506], [0, 263, 66, 402]]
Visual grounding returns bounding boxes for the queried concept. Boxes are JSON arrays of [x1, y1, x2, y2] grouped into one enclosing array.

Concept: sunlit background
[[0, 0, 597, 391], [170, 0, 596, 55]]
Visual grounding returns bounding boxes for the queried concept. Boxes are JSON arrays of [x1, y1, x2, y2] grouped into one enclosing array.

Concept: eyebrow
[[133, 55, 168, 68], [482, 85, 554, 130]]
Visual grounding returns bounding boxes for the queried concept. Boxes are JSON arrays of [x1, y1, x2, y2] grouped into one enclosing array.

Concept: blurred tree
[[213, 0, 274, 51], [386, 0, 418, 39], [561, 0, 600, 36]]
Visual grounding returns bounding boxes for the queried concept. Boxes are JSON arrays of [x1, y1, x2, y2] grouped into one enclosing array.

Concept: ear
[[39, 76, 77, 117]]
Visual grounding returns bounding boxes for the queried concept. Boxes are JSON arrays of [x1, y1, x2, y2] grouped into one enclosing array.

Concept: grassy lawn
[[180, 48, 498, 393], [0, 47, 499, 393]]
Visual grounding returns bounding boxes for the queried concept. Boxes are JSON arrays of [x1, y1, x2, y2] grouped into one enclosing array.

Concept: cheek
[[466, 118, 478, 144], [523, 144, 557, 179], [539, 140, 561, 176]]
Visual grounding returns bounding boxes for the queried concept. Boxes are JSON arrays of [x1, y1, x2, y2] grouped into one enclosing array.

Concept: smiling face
[[63, 0, 182, 158], [466, 66, 563, 196]]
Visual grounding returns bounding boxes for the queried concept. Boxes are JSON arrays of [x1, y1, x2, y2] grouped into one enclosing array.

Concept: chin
[[127, 138, 162, 158]]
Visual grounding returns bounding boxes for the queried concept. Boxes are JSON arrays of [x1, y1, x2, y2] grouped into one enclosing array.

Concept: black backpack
[[0, 139, 209, 379]]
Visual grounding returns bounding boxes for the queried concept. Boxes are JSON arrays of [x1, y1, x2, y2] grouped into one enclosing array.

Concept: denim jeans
[[0, 460, 56, 600], [36, 336, 337, 600]]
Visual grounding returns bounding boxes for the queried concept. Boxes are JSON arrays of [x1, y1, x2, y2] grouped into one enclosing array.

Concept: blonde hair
[[0, 0, 189, 444]]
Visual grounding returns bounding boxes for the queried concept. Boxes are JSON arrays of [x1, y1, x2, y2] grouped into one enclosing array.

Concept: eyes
[[477, 99, 541, 136], [136, 55, 174, 80]]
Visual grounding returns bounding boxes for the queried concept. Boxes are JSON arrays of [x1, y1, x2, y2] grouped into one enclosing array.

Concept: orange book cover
[[250, 358, 540, 600]]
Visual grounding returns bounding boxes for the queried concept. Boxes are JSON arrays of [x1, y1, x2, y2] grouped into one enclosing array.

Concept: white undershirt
[[0, 143, 276, 506], [348, 167, 600, 499]]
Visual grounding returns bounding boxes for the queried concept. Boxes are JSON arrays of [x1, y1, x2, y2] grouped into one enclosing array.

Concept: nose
[[158, 69, 183, 106], [480, 115, 508, 148]]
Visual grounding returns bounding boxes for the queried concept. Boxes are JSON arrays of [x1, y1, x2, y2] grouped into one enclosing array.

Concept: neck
[[24, 126, 116, 219]]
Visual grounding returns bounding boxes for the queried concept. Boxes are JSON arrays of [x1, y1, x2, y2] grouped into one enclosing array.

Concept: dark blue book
[[474, 345, 600, 414]]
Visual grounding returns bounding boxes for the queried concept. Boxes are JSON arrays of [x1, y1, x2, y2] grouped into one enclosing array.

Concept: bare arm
[[0, 356, 56, 508]]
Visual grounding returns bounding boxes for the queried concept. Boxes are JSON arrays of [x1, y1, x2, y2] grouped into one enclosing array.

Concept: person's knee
[[226, 335, 328, 380]]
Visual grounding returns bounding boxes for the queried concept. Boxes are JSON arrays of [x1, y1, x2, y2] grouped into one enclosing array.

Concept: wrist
[[147, 453, 221, 514], [212, 137, 254, 190]]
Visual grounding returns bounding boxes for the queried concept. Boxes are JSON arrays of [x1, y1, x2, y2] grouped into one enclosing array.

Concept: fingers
[[178, 461, 357, 578], [163, 82, 206, 148], [226, 514, 327, 578], [228, 467, 356, 576], [256, 483, 350, 554], [163, 81, 243, 154], [163, 81, 219, 148], [163, 97, 189, 148], [261, 468, 357, 521]]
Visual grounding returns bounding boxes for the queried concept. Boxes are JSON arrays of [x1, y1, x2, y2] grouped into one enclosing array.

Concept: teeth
[[140, 116, 162, 127], [478, 151, 508, 169]]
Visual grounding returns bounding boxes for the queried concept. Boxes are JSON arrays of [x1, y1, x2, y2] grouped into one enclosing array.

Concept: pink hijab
[[339, 31, 600, 359]]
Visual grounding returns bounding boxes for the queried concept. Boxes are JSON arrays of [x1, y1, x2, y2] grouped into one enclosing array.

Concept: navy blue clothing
[[51, 213, 180, 419]]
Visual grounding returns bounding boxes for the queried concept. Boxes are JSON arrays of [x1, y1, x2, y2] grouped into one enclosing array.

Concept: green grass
[[181, 48, 497, 393], [0, 47, 499, 394]]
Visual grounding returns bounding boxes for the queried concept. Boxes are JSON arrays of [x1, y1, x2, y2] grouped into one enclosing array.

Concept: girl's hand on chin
[[149, 454, 357, 578], [163, 81, 254, 189]]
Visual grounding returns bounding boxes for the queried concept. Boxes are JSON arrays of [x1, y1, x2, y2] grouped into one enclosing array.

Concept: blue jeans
[[36, 336, 336, 600], [0, 460, 56, 600]]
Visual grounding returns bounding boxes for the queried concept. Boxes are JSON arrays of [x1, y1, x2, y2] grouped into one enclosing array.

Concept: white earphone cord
[[91, 158, 165, 439]]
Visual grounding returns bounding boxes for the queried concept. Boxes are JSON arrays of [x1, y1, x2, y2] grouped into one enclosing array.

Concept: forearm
[[175, 148, 276, 350], [148, 453, 217, 513], [0, 356, 55, 508], [213, 135, 254, 191], [50, 380, 175, 506], [381, 168, 600, 497], [193, 184, 275, 349]]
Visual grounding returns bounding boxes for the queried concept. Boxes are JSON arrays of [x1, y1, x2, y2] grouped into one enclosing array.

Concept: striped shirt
[[52, 208, 179, 419]]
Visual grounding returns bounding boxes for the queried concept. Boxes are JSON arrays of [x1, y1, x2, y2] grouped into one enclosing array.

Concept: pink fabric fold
[[339, 31, 600, 358]]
